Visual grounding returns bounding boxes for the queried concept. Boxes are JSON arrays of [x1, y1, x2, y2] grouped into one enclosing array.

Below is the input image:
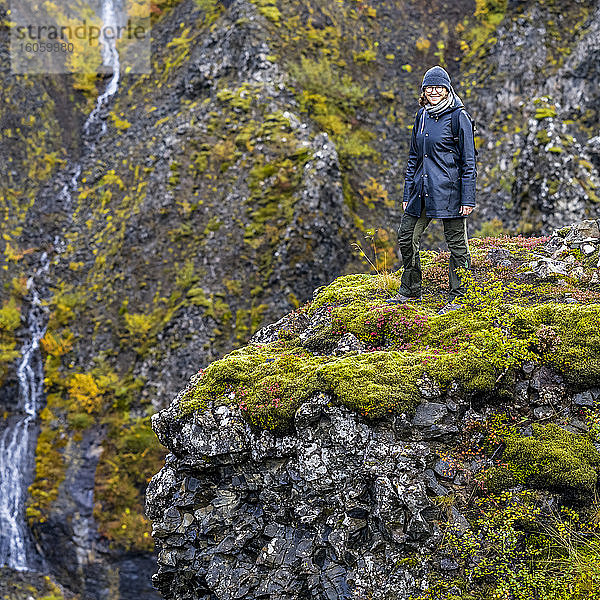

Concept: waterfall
[[0, 255, 49, 570], [83, 0, 122, 138], [0, 0, 122, 572]]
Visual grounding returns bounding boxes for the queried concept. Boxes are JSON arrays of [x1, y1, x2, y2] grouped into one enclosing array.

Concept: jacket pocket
[[443, 164, 459, 182]]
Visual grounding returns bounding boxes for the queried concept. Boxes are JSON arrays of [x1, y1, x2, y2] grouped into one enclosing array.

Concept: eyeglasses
[[424, 86, 446, 94]]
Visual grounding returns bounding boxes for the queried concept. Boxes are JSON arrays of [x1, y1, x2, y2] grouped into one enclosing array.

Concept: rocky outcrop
[[147, 341, 600, 600], [2, 0, 600, 597], [147, 219, 600, 599], [522, 218, 600, 282], [148, 392, 434, 600], [467, 0, 600, 232]]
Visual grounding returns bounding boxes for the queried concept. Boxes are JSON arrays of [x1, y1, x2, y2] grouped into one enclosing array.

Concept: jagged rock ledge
[[146, 220, 600, 600], [147, 365, 600, 599]]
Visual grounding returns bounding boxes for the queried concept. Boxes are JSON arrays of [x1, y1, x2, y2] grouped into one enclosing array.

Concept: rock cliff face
[[467, 0, 600, 232], [147, 220, 600, 599], [148, 378, 600, 600]]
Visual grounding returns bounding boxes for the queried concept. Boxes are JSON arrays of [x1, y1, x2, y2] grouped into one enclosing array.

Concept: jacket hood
[[451, 92, 464, 110]]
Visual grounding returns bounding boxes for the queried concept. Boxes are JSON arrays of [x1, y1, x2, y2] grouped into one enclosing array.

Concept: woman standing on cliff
[[387, 65, 477, 315]]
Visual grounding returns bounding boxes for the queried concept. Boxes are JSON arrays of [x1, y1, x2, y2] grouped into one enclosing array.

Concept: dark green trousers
[[396, 205, 472, 300]]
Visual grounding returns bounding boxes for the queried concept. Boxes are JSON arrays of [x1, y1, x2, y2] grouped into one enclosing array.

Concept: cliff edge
[[147, 219, 600, 599]]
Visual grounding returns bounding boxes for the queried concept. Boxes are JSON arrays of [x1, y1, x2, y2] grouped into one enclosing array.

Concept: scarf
[[424, 90, 454, 116]]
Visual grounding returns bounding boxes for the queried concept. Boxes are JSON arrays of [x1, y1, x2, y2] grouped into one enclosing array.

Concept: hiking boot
[[437, 301, 464, 315], [385, 292, 423, 304]]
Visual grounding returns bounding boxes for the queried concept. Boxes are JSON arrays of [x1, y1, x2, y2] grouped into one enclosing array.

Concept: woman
[[387, 65, 477, 315]]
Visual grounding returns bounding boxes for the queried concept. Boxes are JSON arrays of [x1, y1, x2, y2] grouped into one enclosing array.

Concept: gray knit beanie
[[421, 65, 455, 95]]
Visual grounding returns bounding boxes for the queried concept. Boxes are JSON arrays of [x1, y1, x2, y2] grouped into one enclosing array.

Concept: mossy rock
[[488, 423, 600, 496], [179, 267, 600, 431]]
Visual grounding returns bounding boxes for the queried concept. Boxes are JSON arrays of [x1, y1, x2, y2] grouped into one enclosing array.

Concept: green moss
[[179, 259, 600, 431], [315, 351, 422, 417], [110, 111, 132, 131], [235, 308, 250, 342], [168, 161, 180, 187], [288, 56, 368, 110], [512, 303, 600, 386], [204, 296, 232, 325], [242, 140, 312, 279], [180, 341, 423, 429], [308, 272, 400, 315], [224, 278, 243, 295], [499, 423, 600, 495], [216, 83, 259, 112], [353, 47, 377, 63], [187, 286, 212, 308]]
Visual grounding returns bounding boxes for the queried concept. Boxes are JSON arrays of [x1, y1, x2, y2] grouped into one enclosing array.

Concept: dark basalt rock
[[147, 346, 600, 599], [147, 392, 438, 600]]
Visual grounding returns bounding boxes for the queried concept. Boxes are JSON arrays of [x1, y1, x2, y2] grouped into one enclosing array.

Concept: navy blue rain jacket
[[402, 94, 477, 218]]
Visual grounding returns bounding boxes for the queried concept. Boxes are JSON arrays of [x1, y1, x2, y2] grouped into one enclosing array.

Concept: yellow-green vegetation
[[288, 55, 376, 169], [511, 304, 600, 385], [26, 282, 166, 551], [486, 422, 600, 495], [0, 570, 75, 600], [416, 490, 600, 600], [94, 415, 165, 552], [0, 295, 21, 386], [263, 0, 408, 249], [0, 77, 72, 280], [473, 218, 508, 238], [179, 234, 600, 431], [414, 405, 600, 599], [110, 111, 132, 131], [25, 408, 68, 525], [453, 0, 592, 216], [250, 0, 282, 24], [534, 96, 558, 120], [243, 126, 312, 271], [456, 0, 508, 61]]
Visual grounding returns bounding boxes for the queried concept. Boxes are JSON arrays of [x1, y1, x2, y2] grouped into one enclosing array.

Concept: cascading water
[[83, 0, 121, 139], [0, 256, 50, 570], [0, 0, 122, 572]]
